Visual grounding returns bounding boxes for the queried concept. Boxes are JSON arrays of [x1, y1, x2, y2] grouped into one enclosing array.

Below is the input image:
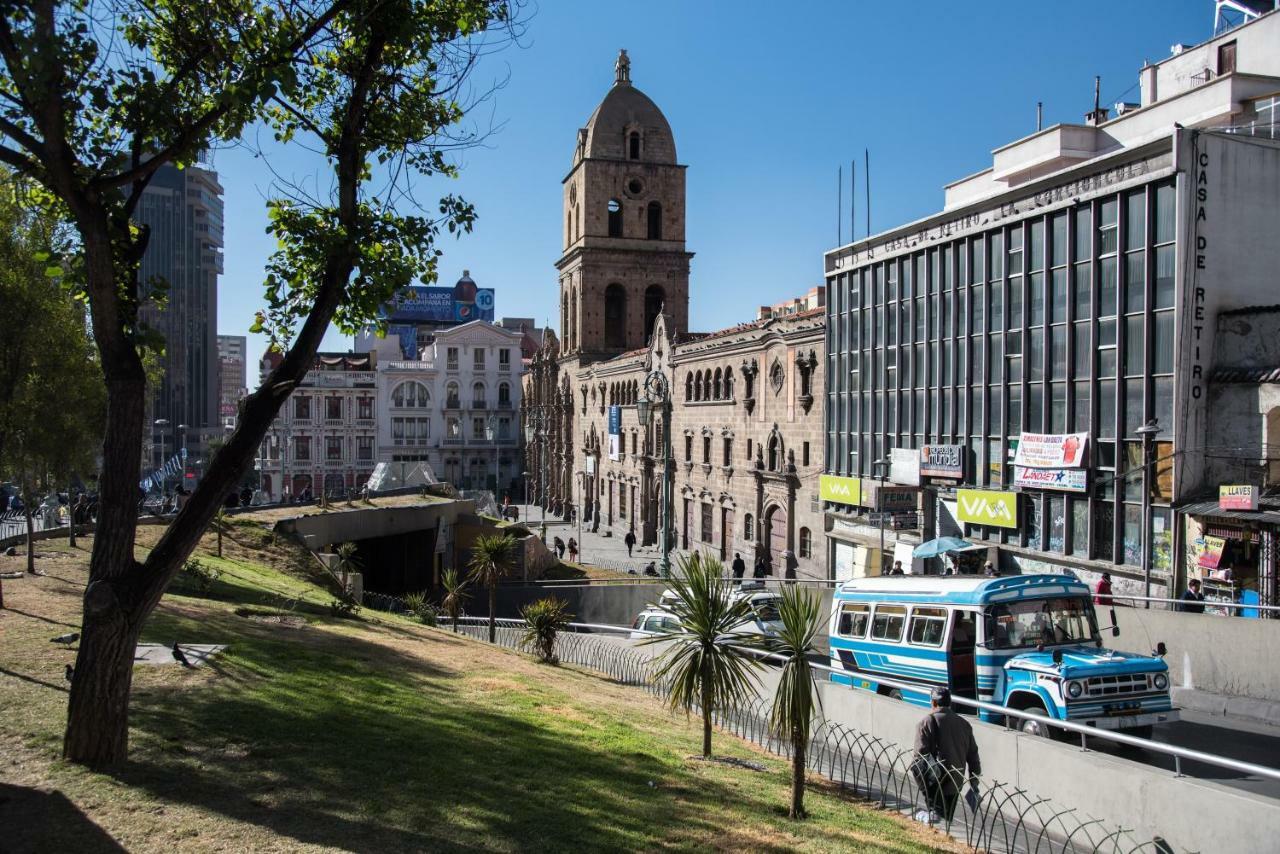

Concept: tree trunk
[[790, 728, 807, 819], [701, 659, 713, 758], [217, 523, 222, 558], [488, 583, 496, 643], [62, 588, 145, 765], [23, 480, 34, 575]]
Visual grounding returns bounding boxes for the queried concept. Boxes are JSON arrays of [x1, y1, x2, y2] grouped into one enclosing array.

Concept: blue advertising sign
[[388, 324, 418, 359], [385, 286, 495, 324], [607, 405, 621, 435]]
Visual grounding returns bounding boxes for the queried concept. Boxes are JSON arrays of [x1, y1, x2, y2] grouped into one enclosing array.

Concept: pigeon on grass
[[171, 642, 194, 668], [64, 664, 74, 683], [51, 632, 79, 648]]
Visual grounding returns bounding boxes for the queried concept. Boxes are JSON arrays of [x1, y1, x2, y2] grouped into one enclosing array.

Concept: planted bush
[[403, 591, 438, 626], [181, 558, 220, 595], [520, 596, 573, 664]]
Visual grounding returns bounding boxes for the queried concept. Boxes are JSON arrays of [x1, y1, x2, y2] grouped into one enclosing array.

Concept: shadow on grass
[[115, 608, 813, 852], [0, 783, 126, 853]]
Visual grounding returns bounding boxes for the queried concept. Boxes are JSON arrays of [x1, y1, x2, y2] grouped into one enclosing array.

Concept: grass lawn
[[0, 525, 957, 853]]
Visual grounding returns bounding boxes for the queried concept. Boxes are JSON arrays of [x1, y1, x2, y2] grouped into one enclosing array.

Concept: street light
[[1135, 418, 1161, 607], [637, 370, 672, 577], [484, 414, 497, 499], [871, 456, 892, 575], [177, 423, 188, 488], [153, 418, 170, 493]]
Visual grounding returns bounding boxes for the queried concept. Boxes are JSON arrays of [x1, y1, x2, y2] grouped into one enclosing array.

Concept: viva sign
[[956, 488, 1019, 529], [820, 474, 863, 507]]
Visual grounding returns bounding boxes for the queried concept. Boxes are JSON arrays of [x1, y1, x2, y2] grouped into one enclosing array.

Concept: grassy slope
[[0, 524, 954, 853]]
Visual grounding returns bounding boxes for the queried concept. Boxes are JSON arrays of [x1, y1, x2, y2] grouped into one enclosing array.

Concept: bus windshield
[[985, 597, 1098, 649], [750, 596, 781, 622]]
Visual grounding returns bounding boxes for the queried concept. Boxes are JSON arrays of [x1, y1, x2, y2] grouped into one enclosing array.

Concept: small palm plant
[[213, 507, 226, 558], [768, 585, 825, 819], [334, 542, 362, 602], [468, 534, 517, 643], [441, 567, 468, 633], [640, 552, 762, 759], [520, 596, 573, 663]]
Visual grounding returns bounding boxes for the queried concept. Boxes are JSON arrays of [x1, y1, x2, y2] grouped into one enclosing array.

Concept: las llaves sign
[[957, 489, 1019, 529], [1219, 485, 1259, 511], [820, 474, 863, 507]]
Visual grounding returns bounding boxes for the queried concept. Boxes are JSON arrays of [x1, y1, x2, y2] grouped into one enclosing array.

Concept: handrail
[[449, 614, 1280, 785], [1105, 591, 1280, 614]]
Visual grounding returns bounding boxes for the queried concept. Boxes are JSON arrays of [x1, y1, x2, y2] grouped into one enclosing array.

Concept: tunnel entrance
[[348, 528, 440, 595]]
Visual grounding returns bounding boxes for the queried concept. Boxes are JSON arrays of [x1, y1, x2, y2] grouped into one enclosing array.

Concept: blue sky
[[215, 0, 1213, 372]]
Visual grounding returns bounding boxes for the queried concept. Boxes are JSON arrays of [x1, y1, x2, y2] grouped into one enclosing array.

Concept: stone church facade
[[522, 52, 827, 580]]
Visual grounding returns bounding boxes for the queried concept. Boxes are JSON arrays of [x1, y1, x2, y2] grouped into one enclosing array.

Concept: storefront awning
[[1181, 499, 1280, 526]]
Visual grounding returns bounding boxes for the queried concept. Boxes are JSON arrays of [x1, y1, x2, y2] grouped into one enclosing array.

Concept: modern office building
[[822, 7, 1280, 603], [216, 334, 247, 431], [136, 162, 224, 462]]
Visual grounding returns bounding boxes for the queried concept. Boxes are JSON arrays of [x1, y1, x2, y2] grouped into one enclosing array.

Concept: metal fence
[[448, 616, 1165, 853]]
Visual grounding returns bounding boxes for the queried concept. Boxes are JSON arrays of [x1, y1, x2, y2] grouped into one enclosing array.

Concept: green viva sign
[[820, 474, 863, 507], [956, 489, 1018, 529]]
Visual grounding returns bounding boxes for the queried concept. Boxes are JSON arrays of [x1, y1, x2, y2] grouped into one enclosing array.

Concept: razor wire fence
[[446, 617, 1166, 853]]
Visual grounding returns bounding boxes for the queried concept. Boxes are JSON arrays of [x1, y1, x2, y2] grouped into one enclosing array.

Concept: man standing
[[912, 687, 981, 824], [624, 529, 636, 558], [890, 560, 905, 576], [1094, 572, 1113, 606], [1177, 578, 1206, 614], [731, 552, 746, 580]]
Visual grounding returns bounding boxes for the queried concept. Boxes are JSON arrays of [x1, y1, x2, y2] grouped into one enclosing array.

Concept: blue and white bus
[[828, 574, 1178, 737]]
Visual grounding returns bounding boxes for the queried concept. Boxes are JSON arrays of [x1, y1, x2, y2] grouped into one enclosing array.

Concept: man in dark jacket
[[624, 529, 636, 558], [731, 552, 746, 580], [912, 687, 981, 824], [1177, 578, 1206, 613]]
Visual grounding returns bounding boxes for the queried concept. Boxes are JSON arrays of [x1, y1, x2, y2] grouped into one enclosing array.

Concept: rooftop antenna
[[850, 158, 856, 246], [837, 165, 842, 246], [1037, 101, 1043, 131], [1094, 76, 1101, 116], [864, 148, 871, 239]]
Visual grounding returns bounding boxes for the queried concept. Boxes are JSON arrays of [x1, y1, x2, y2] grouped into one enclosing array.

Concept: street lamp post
[[153, 418, 169, 493], [177, 423, 188, 489], [484, 414, 498, 502], [637, 371, 672, 577], [1135, 418, 1161, 607], [871, 456, 892, 575]]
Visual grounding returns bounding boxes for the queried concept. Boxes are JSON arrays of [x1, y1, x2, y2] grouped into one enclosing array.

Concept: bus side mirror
[[1154, 641, 1168, 658], [1111, 608, 1120, 637], [1052, 648, 1063, 665]]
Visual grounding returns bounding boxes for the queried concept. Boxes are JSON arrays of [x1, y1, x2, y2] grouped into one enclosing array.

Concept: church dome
[[578, 50, 676, 165]]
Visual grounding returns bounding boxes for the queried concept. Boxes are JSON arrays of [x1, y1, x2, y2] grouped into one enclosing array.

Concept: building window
[[446, 382, 460, 409], [474, 348, 485, 368], [294, 396, 311, 421], [702, 435, 711, 464], [358, 397, 374, 419], [446, 347, 459, 370], [498, 382, 511, 406], [629, 131, 641, 160], [325, 396, 342, 421], [326, 436, 342, 461], [799, 527, 812, 559], [499, 348, 511, 370], [605, 283, 626, 348], [1218, 40, 1236, 75], [447, 417, 461, 440], [722, 437, 732, 467], [357, 436, 373, 461], [647, 202, 662, 240], [498, 417, 510, 439], [744, 513, 754, 541], [472, 382, 486, 408], [684, 434, 692, 462], [700, 502, 713, 542], [607, 199, 623, 237], [295, 436, 311, 461], [472, 417, 485, 439], [802, 441, 810, 467], [391, 382, 429, 408]]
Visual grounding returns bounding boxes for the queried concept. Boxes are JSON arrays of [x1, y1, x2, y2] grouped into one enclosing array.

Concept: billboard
[[819, 474, 863, 507], [889, 447, 921, 485], [385, 285, 495, 324], [956, 488, 1018, 529], [1013, 466, 1088, 492], [920, 444, 965, 478], [607, 405, 622, 461], [1013, 432, 1087, 469], [1219, 484, 1259, 511]]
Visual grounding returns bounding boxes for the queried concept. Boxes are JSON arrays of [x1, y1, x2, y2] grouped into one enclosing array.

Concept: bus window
[[870, 605, 906, 642], [837, 603, 870, 638], [985, 597, 1098, 649], [908, 607, 948, 647]]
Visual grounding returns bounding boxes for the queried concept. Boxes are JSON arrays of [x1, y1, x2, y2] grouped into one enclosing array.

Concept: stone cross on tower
[[614, 49, 631, 85]]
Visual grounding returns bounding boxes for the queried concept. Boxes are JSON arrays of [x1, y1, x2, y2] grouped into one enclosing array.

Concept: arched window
[[685, 373, 693, 401], [391, 381, 429, 408], [799, 527, 812, 559], [644, 284, 664, 343], [569, 288, 577, 351], [498, 382, 511, 405], [566, 211, 571, 246], [767, 433, 782, 472], [607, 199, 622, 237], [713, 368, 723, 400], [744, 513, 754, 541], [725, 366, 734, 399], [628, 131, 641, 160], [445, 381, 460, 408], [472, 382, 486, 408], [605, 283, 626, 349], [647, 201, 662, 240], [694, 372, 703, 401]]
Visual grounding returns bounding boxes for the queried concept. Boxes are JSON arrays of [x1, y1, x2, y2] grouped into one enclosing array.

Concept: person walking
[[1177, 578, 1206, 613], [731, 552, 746, 580], [567, 537, 578, 563], [752, 552, 767, 579], [912, 687, 981, 825], [624, 529, 636, 558], [1094, 572, 1113, 606], [553, 535, 566, 559]]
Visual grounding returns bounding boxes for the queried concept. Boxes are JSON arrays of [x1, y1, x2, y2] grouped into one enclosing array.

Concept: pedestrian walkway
[[514, 503, 716, 577]]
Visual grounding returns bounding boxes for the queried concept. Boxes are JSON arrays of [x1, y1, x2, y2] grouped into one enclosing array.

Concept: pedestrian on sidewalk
[[1094, 572, 1113, 606], [567, 537, 578, 562], [731, 552, 746, 580], [1177, 578, 1206, 613], [911, 687, 981, 825], [624, 529, 636, 558], [553, 535, 566, 559], [753, 553, 766, 579]]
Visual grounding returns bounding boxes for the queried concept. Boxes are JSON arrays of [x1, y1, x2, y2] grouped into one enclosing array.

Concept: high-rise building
[[136, 162, 224, 462], [217, 334, 247, 431]]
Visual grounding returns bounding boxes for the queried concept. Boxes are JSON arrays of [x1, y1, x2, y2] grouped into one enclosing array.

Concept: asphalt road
[[591, 631, 1280, 799]]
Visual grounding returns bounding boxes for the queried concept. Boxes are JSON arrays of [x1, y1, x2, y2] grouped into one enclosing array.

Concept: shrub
[[504, 525, 532, 539], [329, 598, 360, 618], [403, 591, 438, 625], [519, 596, 573, 664], [181, 558, 220, 595]]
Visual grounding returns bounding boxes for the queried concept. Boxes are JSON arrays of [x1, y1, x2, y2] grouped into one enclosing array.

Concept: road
[[588, 630, 1280, 799]]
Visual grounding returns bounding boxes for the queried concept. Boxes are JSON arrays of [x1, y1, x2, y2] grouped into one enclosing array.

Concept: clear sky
[[214, 0, 1214, 373]]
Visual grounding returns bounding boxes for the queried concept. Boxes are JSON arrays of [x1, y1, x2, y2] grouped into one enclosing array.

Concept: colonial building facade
[[522, 52, 827, 578]]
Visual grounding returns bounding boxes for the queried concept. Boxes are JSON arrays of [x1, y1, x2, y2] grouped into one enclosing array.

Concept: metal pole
[[661, 395, 671, 577], [1142, 430, 1154, 607]]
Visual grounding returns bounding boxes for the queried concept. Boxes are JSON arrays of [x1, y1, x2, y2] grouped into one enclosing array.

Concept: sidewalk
[[513, 503, 713, 576], [1172, 686, 1280, 728]]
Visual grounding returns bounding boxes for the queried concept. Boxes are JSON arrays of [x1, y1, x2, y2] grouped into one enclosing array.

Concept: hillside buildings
[[822, 7, 1280, 606]]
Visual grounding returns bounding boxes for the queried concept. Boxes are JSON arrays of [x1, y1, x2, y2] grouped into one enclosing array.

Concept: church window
[[628, 178, 644, 195], [685, 373, 693, 401], [799, 527, 813, 559], [647, 202, 662, 240], [767, 434, 782, 472], [605, 284, 626, 349], [644, 285, 664, 343], [694, 372, 703, 401], [713, 368, 723, 400], [629, 131, 641, 160], [607, 199, 622, 237]]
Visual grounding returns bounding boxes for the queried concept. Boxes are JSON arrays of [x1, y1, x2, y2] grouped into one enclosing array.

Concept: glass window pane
[[1099, 257, 1118, 315], [1027, 383, 1043, 432], [1007, 386, 1022, 434], [1008, 278, 1023, 329], [1099, 379, 1116, 438], [1094, 501, 1114, 561], [990, 280, 1003, 330], [1124, 504, 1142, 566], [989, 334, 1003, 383], [1125, 315, 1144, 376], [1154, 376, 1173, 437], [1072, 263, 1091, 318], [1126, 190, 1146, 251], [972, 284, 985, 331], [990, 231, 1004, 279], [1124, 377, 1145, 435], [1052, 213, 1068, 265], [1051, 381, 1067, 432], [1074, 206, 1092, 260], [1099, 317, 1117, 347], [1073, 323, 1090, 374], [1008, 226, 1023, 273], [1153, 312, 1174, 374], [1026, 495, 1042, 549], [1155, 183, 1176, 244], [1154, 245, 1175, 309], [1029, 272, 1045, 325], [1049, 496, 1066, 554], [1100, 348, 1117, 379], [1051, 269, 1068, 323], [1099, 199, 1119, 254], [1030, 220, 1045, 270], [971, 237, 985, 283], [987, 388, 1000, 437], [1050, 326, 1067, 379], [1028, 328, 1044, 381], [1070, 499, 1088, 556], [1072, 381, 1090, 431], [1125, 253, 1146, 313]]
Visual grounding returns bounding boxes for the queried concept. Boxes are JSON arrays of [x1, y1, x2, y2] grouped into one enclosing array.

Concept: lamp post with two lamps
[[522, 410, 547, 526], [870, 455, 892, 574], [1135, 418, 1161, 607], [636, 371, 673, 578]]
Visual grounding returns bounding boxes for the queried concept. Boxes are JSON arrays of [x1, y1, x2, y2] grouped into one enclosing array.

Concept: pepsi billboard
[[386, 285, 495, 324]]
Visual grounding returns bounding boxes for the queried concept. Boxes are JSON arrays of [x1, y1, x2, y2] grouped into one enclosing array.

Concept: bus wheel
[[1018, 702, 1054, 738], [1122, 725, 1154, 742], [887, 688, 903, 701]]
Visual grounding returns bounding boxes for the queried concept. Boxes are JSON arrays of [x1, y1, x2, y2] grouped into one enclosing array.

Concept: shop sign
[[956, 488, 1018, 529], [889, 447, 921, 486], [820, 474, 863, 507], [1013, 466, 1088, 492], [1198, 535, 1226, 569], [920, 444, 965, 478], [876, 485, 919, 513], [608, 433, 621, 462], [1219, 485, 1259, 511], [1013, 432, 1087, 468], [607, 405, 621, 435], [585, 456, 596, 475]]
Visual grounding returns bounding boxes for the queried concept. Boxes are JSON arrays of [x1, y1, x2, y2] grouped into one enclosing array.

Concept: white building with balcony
[[370, 320, 524, 495]]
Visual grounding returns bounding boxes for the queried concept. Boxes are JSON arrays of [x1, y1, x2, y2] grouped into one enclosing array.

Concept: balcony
[[497, 400, 512, 409], [471, 400, 487, 409], [445, 399, 461, 410], [443, 437, 465, 445]]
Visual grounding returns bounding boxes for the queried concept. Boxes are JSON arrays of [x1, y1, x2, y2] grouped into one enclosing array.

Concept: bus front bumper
[[1075, 709, 1179, 730]]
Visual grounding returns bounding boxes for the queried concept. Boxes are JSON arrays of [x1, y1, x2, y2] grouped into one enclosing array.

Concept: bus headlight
[[1064, 680, 1084, 699], [1152, 673, 1169, 691]]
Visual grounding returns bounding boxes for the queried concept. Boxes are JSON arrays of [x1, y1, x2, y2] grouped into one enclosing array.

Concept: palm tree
[[640, 552, 762, 759], [768, 585, 825, 819], [520, 596, 573, 663], [213, 507, 226, 558], [334, 541, 362, 601], [467, 533, 516, 643], [441, 567, 468, 632]]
